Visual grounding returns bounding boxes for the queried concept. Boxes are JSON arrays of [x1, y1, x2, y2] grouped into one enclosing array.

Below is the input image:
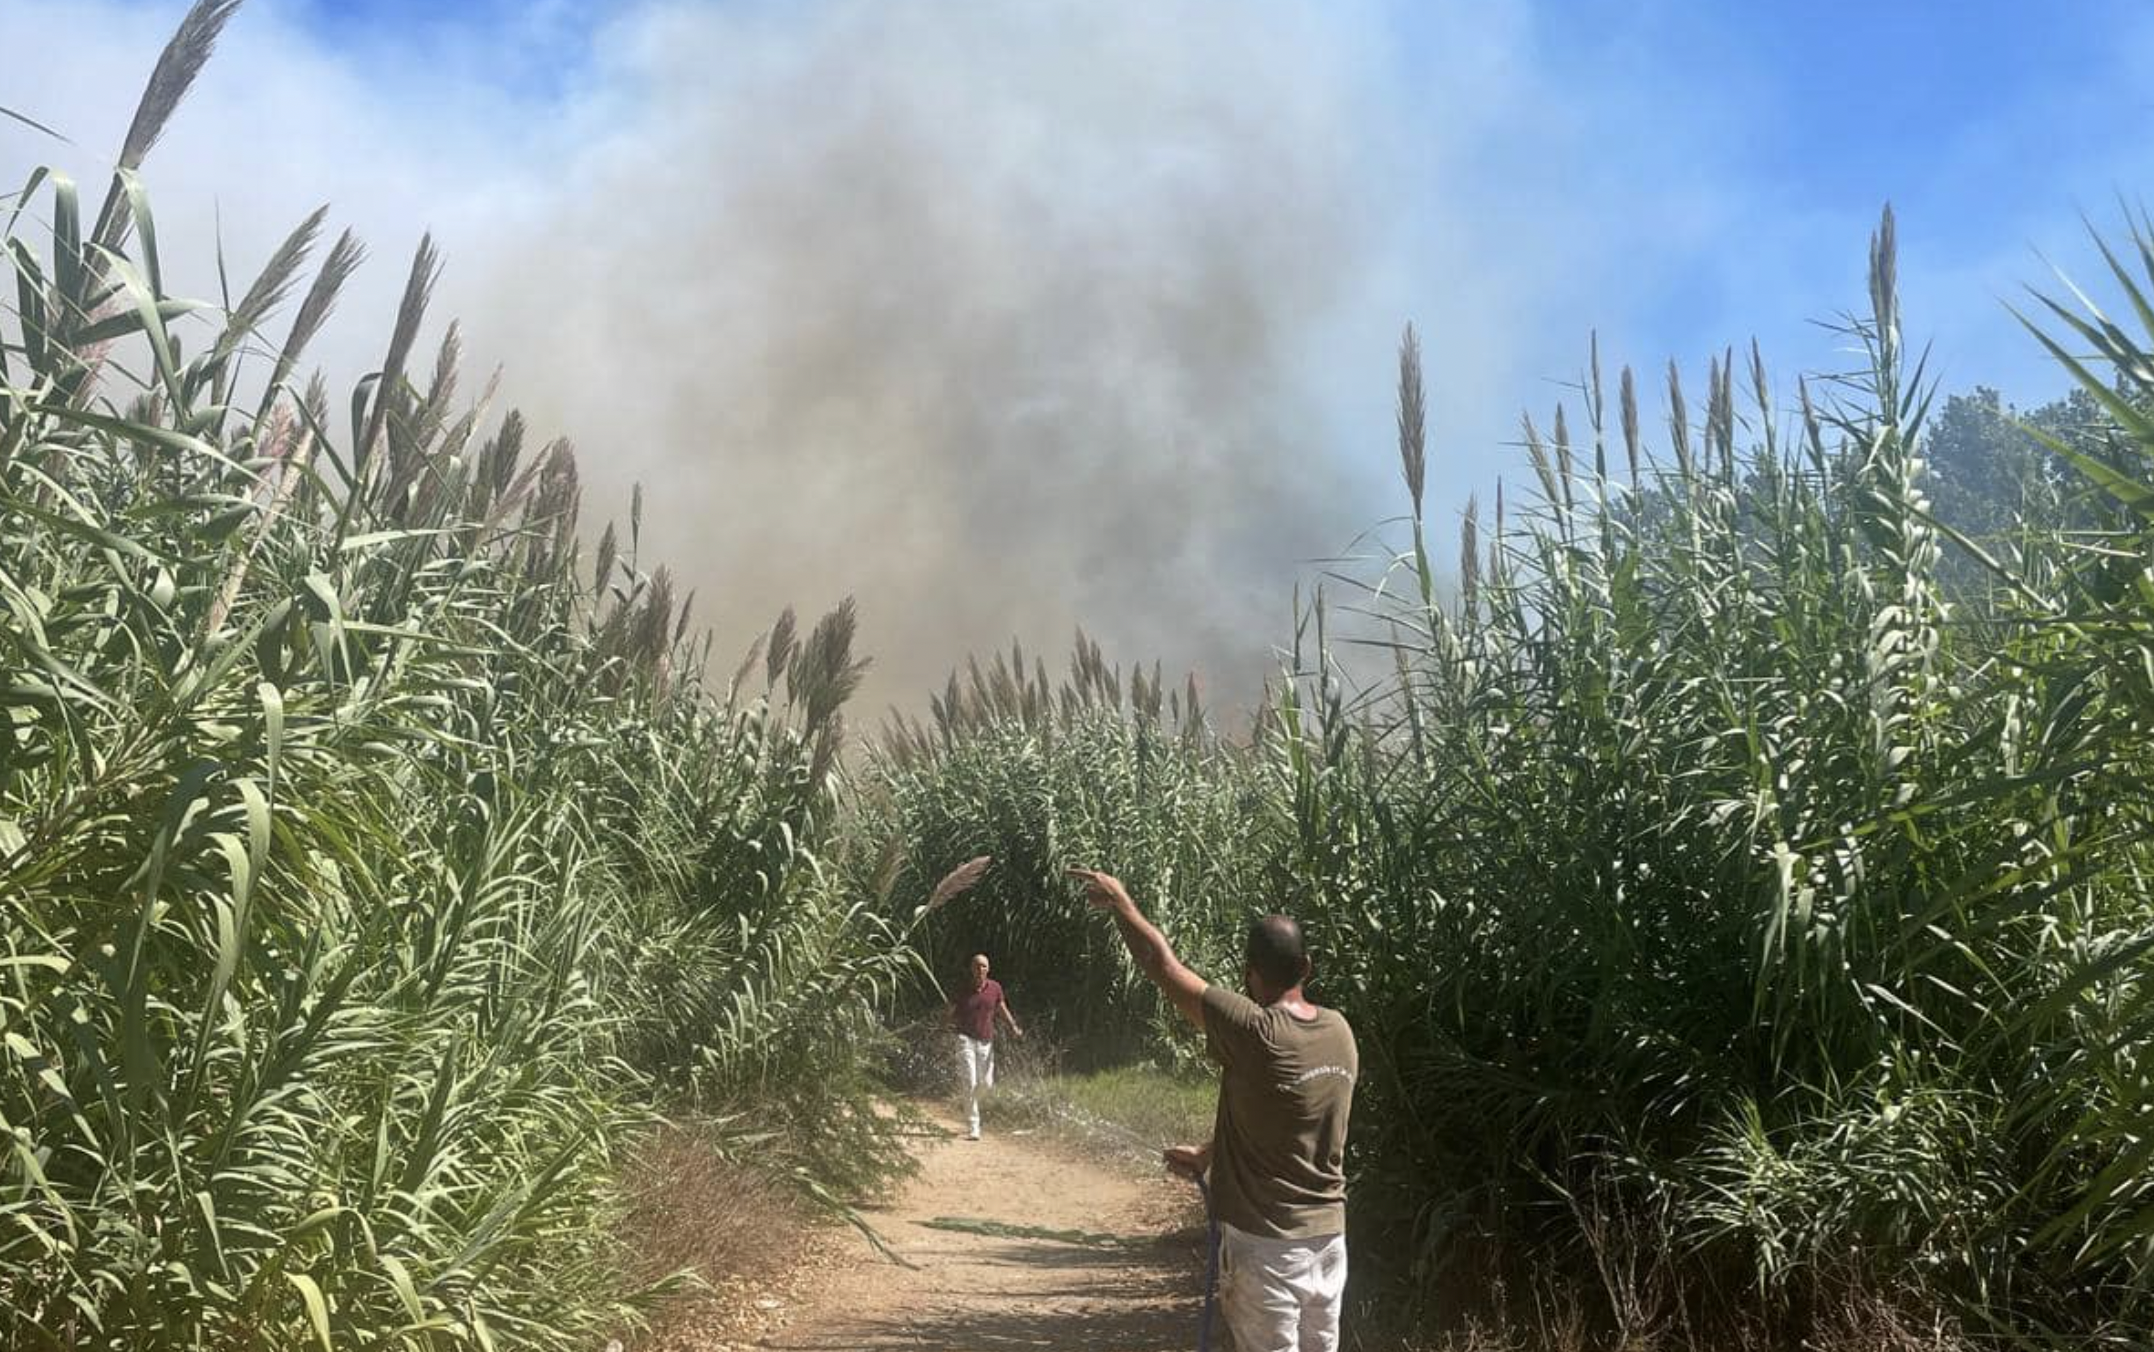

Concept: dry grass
[[614, 1121, 821, 1352]]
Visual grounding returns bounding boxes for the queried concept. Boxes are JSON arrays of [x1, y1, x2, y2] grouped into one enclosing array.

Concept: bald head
[[1245, 914, 1309, 994]]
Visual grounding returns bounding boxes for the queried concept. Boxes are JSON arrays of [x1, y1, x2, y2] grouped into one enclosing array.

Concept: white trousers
[[1217, 1222, 1348, 1352], [957, 1034, 994, 1135]]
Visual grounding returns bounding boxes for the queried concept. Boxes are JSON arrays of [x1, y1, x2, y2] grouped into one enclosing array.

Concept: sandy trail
[[758, 1107, 1207, 1352]]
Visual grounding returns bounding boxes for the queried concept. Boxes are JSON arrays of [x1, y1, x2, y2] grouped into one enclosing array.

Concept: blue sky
[[1380, 0, 2153, 390], [6, 0, 2149, 700]]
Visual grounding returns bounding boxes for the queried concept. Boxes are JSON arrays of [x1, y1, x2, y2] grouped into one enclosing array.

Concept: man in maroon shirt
[[949, 952, 1023, 1140]]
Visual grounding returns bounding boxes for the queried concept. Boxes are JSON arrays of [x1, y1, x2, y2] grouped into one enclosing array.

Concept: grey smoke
[[458, 0, 1390, 713]]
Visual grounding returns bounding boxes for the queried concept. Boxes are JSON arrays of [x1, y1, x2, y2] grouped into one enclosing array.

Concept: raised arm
[[1066, 868, 1207, 1030]]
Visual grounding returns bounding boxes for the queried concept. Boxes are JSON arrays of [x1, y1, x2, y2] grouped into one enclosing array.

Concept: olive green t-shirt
[[1202, 984, 1357, 1240]]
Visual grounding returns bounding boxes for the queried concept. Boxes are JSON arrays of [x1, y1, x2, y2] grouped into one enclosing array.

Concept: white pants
[[957, 1034, 994, 1135], [1217, 1223, 1347, 1352]]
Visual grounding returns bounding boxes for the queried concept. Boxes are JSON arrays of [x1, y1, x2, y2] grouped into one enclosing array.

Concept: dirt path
[[757, 1107, 1207, 1352]]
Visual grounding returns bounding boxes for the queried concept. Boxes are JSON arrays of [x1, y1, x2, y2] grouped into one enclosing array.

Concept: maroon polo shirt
[[954, 978, 1005, 1042]]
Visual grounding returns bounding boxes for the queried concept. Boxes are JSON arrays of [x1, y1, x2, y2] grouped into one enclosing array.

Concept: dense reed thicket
[[865, 644, 1259, 1063], [866, 213, 2154, 1345], [0, 7, 913, 1346]]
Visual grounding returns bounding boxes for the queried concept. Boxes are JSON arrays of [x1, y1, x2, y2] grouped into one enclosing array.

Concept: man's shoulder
[[1201, 985, 1269, 1045], [1201, 983, 1263, 1018], [1313, 1003, 1357, 1042]]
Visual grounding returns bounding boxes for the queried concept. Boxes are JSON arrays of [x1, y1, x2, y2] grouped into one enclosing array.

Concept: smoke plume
[[458, 0, 1388, 712]]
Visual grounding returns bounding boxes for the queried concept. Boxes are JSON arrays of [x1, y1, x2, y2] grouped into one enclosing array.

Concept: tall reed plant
[[1, 6, 914, 1345]]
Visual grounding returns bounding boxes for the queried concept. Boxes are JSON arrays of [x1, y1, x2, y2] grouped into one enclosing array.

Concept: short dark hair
[[1245, 915, 1307, 989]]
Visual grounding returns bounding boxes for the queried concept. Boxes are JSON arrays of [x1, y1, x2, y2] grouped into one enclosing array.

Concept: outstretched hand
[[1066, 867, 1131, 912]]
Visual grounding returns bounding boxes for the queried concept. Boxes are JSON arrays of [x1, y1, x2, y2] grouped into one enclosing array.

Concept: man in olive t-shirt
[[1068, 867, 1357, 1352]]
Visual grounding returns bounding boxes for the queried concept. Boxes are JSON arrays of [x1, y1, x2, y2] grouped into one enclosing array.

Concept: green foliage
[[1925, 383, 2123, 593], [0, 13, 913, 1343], [864, 644, 1263, 1065], [991, 1063, 1218, 1165]]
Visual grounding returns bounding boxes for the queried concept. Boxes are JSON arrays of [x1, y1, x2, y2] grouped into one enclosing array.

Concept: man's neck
[[1265, 984, 1318, 1019]]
